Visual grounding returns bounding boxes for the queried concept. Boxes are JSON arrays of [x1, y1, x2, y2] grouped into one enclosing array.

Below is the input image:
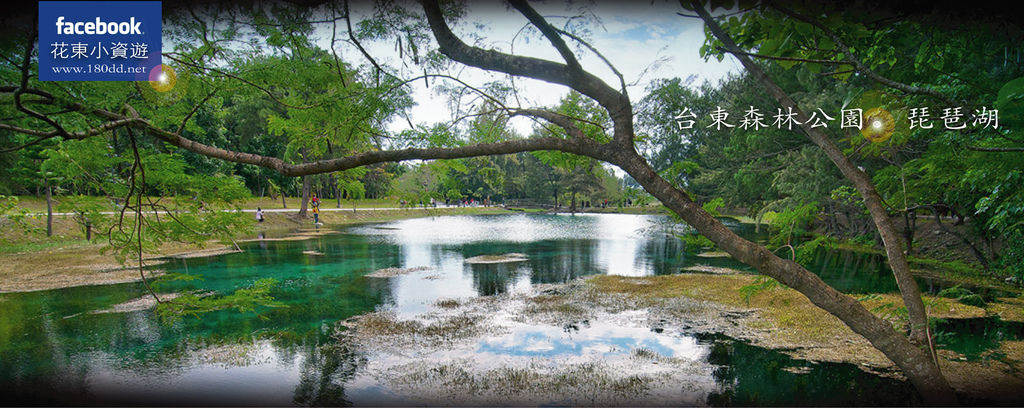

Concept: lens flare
[[861, 108, 895, 143], [148, 64, 176, 92]]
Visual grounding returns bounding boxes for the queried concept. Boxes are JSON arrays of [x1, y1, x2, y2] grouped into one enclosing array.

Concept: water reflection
[[0, 213, 998, 405], [701, 333, 919, 406], [293, 341, 364, 407], [477, 319, 708, 360]]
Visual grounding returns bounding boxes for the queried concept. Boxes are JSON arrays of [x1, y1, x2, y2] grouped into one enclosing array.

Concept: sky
[[313, 1, 741, 136]]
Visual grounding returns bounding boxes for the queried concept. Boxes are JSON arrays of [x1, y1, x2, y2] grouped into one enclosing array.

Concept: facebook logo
[[39, 1, 161, 81]]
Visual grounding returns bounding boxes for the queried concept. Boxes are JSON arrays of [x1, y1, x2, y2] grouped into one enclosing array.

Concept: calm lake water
[[1, 213, 993, 405]]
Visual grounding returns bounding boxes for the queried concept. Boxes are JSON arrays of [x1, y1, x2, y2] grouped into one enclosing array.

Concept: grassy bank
[[0, 206, 511, 293], [336, 272, 1024, 403], [582, 273, 1024, 399], [7, 195, 411, 213]]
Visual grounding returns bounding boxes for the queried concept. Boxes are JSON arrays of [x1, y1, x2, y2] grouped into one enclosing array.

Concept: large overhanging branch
[[1, 85, 610, 178], [142, 111, 608, 176], [418, 0, 634, 145]]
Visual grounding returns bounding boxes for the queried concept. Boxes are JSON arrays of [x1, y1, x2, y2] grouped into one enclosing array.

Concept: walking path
[[29, 204, 491, 217]]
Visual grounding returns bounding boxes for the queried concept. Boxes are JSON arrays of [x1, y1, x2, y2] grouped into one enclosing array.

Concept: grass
[[857, 293, 987, 320], [350, 311, 483, 341], [6, 195, 406, 213], [0, 238, 93, 254], [832, 237, 1009, 292], [391, 360, 654, 403], [0, 205, 510, 293], [435, 298, 461, 309], [630, 347, 658, 360], [987, 297, 1024, 322], [587, 273, 995, 345]]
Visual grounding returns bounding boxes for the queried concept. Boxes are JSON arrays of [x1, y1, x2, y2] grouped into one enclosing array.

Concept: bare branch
[[556, 28, 628, 96], [507, 0, 582, 72], [177, 90, 219, 135], [716, 46, 844, 65], [344, 0, 386, 86], [329, 4, 349, 87], [419, 0, 634, 144], [0, 117, 142, 150], [14, 27, 71, 139]]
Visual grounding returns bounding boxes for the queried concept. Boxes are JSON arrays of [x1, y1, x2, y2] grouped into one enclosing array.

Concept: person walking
[[256, 207, 264, 223]]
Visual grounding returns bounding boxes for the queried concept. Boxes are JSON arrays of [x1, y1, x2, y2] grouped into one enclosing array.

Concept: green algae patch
[[858, 293, 987, 321]]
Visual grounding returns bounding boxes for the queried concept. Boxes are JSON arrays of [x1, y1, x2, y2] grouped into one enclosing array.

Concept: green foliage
[[677, 233, 716, 252], [738, 275, 782, 306], [685, 1, 1024, 279], [958, 294, 987, 308], [868, 301, 909, 322], [0, 195, 38, 236], [702, 197, 725, 216], [151, 272, 204, 291], [795, 235, 837, 264], [996, 77, 1024, 128], [936, 285, 972, 299], [155, 278, 284, 324], [936, 285, 987, 308], [766, 202, 820, 248]]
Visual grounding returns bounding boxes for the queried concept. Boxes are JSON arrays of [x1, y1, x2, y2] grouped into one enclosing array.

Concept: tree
[[9, 0, 1015, 400]]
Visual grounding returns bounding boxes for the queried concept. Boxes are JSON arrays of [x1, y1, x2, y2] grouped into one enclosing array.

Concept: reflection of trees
[[701, 334, 916, 406], [527, 240, 599, 284], [1, 234, 396, 405], [805, 249, 899, 294], [293, 340, 365, 406], [640, 235, 687, 276], [466, 262, 522, 296]]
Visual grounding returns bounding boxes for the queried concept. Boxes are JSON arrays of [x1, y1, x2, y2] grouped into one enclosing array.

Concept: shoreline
[[0, 207, 510, 293], [336, 273, 1024, 403]]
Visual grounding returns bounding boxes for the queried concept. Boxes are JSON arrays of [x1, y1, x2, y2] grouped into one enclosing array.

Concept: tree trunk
[[335, 178, 341, 209], [297, 175, 310, 218], [694, 4, 931, 346], [933, 206, 990, 270], [570, 188, 577, 215], [904, 208, 916, 255], [613, 147, 956, 402], [281, 191, 287, 209], [45, 180, 53, 237]]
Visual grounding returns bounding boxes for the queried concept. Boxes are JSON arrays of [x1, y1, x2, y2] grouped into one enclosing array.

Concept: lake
[[0, 213, 962, 405]]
